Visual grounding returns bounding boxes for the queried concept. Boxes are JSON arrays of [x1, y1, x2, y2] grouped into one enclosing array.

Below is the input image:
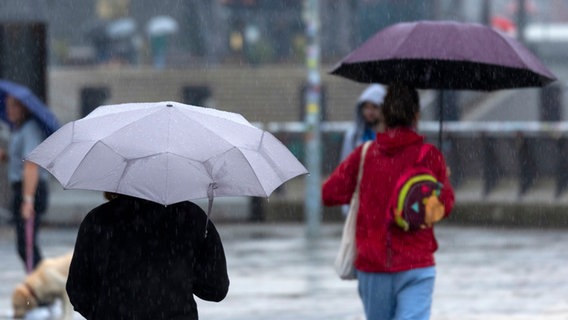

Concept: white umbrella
[[106, 17, 137, 39], [146, 15, 179, 36], [26, 101, 308, 206]]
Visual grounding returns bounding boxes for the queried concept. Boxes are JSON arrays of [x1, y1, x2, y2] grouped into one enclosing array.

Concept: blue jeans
[[358, 267, 436, 320]]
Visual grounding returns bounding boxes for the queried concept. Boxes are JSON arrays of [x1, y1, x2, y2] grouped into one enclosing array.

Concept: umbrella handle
[[438, 91, 444, 149], [25, 215, 34, 273], [204, 183, 218, 238]]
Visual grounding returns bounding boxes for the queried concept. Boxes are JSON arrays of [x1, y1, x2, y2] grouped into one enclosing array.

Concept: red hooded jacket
[[322, 127, 455, 273]]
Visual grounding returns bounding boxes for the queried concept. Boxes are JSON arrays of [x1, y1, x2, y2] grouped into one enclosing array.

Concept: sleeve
[[22, 121, 45, 157], [322, 144, 363, 206], [192, 221, 230, 302], [65, 212, 100, 318], [425, 145, 455, 218]]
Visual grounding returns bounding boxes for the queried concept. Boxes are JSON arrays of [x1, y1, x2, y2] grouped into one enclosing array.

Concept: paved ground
[[1, 222, 568, 320]]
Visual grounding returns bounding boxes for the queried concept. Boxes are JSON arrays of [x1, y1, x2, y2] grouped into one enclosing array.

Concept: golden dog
[[11, 252, 74, 320]]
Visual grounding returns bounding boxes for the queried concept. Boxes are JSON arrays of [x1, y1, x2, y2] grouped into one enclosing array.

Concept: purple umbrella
[[330, 20, 556, 90], [330, 20, 557, 146]]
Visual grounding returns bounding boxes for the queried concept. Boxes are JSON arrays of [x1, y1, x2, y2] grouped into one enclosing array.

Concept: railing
[[2, 120, 568, 207], [268, 121, 568, 199]]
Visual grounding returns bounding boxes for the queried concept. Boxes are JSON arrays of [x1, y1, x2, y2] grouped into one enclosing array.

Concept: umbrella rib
[[241, 144, 268, 196], [240, 130, 287, 194], [115, 157, 133, 194], [204, 145, 266, 195], [83, 107, 163, 136], [258, 132, 287, 183], [489, 33, 546, 74], [387, 23, 421, 61], [64, 122, 91, 187], [72, 107, 173, 196], [68, 139, 127, 192], [164, 111, 172, 204], [175, 109, 249, 135], [174, 108, 269, 187]]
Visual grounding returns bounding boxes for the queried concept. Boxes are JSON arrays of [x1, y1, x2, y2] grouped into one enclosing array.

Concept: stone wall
[[49, 65, 370, 125]]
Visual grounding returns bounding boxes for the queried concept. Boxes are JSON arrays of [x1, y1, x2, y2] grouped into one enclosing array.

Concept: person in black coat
[[66, 194, 229, 320]]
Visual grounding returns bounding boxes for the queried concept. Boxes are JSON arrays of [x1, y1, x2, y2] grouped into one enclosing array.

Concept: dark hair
[[104, 192, 120, 201], [382, 83, 420, 128]]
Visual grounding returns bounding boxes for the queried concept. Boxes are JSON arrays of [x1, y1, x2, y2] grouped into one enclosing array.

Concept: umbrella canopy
[[106, 17, 137, 39], [0, 79, 60, 136], [330, 20, 556, 90], [26, 101, 308, 206], [146, 15, 179, 36]]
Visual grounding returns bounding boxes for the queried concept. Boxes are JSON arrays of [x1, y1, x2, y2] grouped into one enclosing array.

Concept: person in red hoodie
[[322, 83, 454, 320]]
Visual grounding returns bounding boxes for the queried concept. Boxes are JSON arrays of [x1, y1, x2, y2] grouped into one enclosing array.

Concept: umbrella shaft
[[438, 91, 444, 148]]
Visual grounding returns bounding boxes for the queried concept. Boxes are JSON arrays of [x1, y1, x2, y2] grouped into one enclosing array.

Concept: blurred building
[[43, 0, 451, 67], [0, 0, 560, 68]]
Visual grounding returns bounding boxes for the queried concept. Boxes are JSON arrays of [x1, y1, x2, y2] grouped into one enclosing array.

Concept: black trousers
[[11, 181, 48, 270]]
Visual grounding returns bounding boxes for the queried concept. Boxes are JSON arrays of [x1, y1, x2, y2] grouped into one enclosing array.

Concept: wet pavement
[[1, 222, 568, 320]]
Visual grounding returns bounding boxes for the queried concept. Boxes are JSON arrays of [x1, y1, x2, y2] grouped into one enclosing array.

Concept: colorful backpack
[[390, 145, 444, 232]]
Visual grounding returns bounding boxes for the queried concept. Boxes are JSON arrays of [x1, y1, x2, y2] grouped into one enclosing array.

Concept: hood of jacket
[[354, 84, 386, 126], [341, 84, 387, 161], [376, 127, 424, 156]]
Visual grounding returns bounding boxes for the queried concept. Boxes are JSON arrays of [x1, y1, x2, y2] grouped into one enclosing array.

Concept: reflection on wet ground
[[1, 223, 568, 319]]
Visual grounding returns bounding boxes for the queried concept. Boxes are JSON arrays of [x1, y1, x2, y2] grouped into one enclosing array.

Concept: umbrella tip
[[166, 103, 173, 107]]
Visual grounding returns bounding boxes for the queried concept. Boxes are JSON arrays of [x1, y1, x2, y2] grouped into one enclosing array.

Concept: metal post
[[303, 0, 321, 238], [481, 0, 491, 25], [556, 137, 568, 197], [438, 91, 444, 149], [540, 83, 562, 122], [517, 133, 536, 196], [517, 0, 527, 44], [482, 134, 499, 196]]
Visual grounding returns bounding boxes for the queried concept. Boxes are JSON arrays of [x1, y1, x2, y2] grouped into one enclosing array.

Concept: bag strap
[[354, 141, 372, 194]]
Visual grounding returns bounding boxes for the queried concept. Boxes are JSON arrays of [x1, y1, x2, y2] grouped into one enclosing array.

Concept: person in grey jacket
[[0, 95, 49, 271], [66, 194, 229, 320], [339, 84, 386, 216], [340, 84, 387, 161]]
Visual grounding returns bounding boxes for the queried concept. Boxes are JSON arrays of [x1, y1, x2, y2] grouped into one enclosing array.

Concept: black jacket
[[66, 196, 229, 319]]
